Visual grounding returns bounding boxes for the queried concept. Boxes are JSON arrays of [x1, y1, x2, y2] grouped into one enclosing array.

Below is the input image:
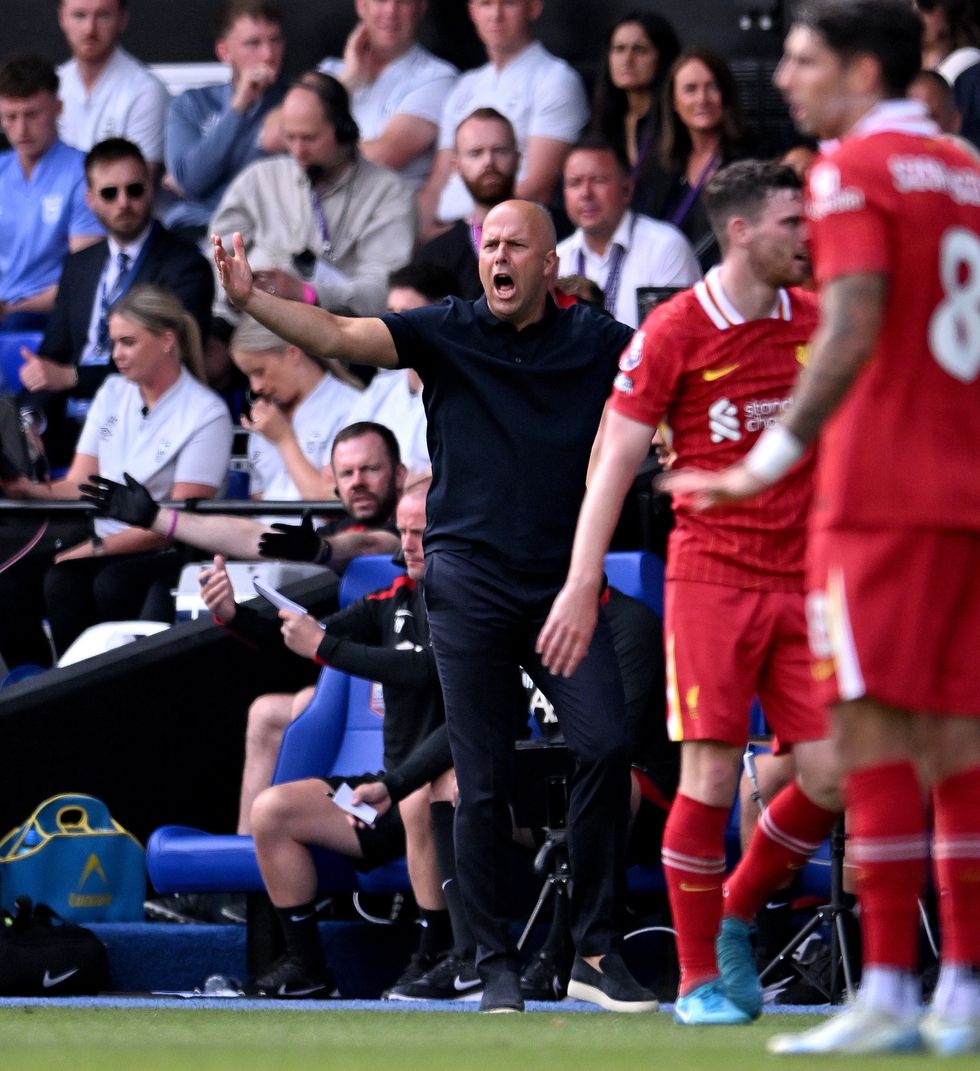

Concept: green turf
[[0, 1008, 960, 1071]]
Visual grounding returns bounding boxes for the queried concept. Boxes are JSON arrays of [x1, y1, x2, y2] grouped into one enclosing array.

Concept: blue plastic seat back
[[338, 555, 405, 609], [0, 332, 43, 394], [271, 666, 350, 784], [329, 674, 385, 776], [603, 550, 665, 618]]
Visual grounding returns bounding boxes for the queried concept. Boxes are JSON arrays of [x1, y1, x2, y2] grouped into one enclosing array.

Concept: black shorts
[[325, 773, 406, 869]]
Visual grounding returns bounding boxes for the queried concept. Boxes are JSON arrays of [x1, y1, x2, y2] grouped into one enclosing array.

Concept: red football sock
[[724, 780, 839, 922], [932, 766, 980, 966], [846, 762, 928, 970], [662, 793, 730, 995]]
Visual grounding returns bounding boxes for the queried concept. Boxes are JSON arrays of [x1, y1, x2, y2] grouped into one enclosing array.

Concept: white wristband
[[744, 425, 804, 486]]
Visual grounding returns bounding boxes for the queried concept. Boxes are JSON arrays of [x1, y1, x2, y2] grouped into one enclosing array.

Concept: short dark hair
[[388, 262, 460, 302], [702, 159, 803, 247], [331, 421, 402, 469], [58, 0, 127, 7], [84, 137, 146, 183], [792, 0, 923, 96], [215, 0, 282, 39], [566, 133, 630, 176], [0, 55, 59, 100], [290, 71, 359, 145]]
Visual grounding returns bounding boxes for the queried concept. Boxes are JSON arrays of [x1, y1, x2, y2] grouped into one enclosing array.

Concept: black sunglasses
[[97, 182, 147, 202]]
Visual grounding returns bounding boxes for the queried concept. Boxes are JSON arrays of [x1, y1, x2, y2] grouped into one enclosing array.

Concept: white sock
[[931, 964, 980, 1021], [860, 966, 918, 1021]]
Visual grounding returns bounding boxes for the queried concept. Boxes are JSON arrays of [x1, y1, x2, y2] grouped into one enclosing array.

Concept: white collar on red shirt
[[822, 99, 940, 153], [694, 265, 791, 330]]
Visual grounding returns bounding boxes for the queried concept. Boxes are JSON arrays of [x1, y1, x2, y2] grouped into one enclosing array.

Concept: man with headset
[[209, 71, 415, 333]]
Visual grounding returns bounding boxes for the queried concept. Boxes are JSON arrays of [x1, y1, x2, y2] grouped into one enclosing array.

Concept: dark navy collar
[[473, 293, 562, 338]]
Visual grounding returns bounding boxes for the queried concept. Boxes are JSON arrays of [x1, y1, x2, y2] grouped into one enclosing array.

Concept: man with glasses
[[19, 138, 212, 468]]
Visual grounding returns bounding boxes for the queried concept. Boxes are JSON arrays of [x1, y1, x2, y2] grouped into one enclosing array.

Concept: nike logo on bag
[[702, 363, 740, 382], [43, 968, 79, 988], [454, 975, 482, 992]]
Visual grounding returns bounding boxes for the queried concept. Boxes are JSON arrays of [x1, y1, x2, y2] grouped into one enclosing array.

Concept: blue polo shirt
[[0, 139, 102, 305], [382, 295, 634, 573]]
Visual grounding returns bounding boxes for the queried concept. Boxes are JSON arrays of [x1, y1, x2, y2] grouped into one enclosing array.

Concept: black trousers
[[424, 548, 631, 974]]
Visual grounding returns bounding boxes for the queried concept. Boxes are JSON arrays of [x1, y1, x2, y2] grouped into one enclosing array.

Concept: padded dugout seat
[[146, 556, 409, 902]]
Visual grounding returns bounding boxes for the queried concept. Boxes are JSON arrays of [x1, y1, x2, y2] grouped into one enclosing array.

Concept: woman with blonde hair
[[0, 284, 233, 666]]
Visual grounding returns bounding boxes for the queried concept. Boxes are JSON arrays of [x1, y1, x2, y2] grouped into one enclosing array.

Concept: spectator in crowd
[[209, 73, 415, 331], [232, 315, 361, 510], [18, 138, 213, 470], [163, 0, 288, 243], [417, 0, 588, 239], [556, 136, 700, 328], [0, 284, 232, 668], [589, 11, 681, 194], [909, 67, 963, 131], [318, 0, 458, 190], [636, 48, 748, 271], [56, 0, 170, 180], [345, 262, 459, 475], [417, 108, 519, 299], [82, 420, 404, 571], [927, 0, 980, 147], [0, 55, 103, 332]]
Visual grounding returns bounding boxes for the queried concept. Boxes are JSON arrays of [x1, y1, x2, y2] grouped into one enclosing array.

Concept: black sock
[[274, 900, 325, 972], [431, 800, 476, 959], [417, 907, 453, 959]]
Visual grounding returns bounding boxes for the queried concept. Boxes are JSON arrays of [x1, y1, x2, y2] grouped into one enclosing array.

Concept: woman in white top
[[232, 315, 361, 508], [0, 284, 232, 664]]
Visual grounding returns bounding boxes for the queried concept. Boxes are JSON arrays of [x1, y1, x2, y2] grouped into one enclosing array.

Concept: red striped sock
[[846, 762, 928, 970], [724, 780, 838, 922], [662, 793, 730, 995], [932, 766, 980, 966]]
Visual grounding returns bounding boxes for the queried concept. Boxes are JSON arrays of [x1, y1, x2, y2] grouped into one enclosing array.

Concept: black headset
[[291, 72, 360, 146]]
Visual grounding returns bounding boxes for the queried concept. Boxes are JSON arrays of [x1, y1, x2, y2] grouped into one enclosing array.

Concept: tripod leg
[[517, 878, 554, 951], [833, 909, 856, 1002], [759, 911, 825, 983]]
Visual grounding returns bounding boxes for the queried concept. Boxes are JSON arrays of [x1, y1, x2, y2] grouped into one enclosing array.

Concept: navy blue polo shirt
[[381, 295, 634, 573]]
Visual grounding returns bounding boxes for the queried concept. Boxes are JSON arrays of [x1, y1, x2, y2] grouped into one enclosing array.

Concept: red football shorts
[[665, 579, 829, 750], [807, 525, 980, 715]]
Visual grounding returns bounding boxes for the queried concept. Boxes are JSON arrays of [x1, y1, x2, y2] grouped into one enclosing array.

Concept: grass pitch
[[0, 1007, 958, 1071]]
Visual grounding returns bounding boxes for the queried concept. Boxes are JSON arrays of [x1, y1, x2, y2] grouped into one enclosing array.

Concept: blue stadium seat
[[146, 557, 409, 901], [0, 332, 43, 394], [604, 550, 665, 618]]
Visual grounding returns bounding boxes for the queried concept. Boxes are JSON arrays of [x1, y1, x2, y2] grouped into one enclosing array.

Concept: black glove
[[77, 472, 160, 528], [258, 508, 327, 563]]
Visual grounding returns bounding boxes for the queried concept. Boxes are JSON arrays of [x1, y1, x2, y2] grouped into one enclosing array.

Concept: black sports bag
[[0, 896, 110, 995]]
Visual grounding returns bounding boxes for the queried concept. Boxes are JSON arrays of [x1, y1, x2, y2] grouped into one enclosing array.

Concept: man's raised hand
[[213, 231, 254, 310]]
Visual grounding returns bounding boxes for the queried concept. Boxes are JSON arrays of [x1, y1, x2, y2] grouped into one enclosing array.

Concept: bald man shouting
[[213, 199, 654, 1014]]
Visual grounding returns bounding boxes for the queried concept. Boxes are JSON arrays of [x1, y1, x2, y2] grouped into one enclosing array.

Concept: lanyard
[[577, 227, 630, 316], [668, 152, 719, 229]]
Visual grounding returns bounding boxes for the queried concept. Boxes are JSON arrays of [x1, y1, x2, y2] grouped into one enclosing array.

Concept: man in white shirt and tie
[[556, 136, 701, 328]]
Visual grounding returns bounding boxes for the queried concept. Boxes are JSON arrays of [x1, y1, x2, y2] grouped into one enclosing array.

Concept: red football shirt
[[611, 268, 819, 591], [806, 103, 980, 530]]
